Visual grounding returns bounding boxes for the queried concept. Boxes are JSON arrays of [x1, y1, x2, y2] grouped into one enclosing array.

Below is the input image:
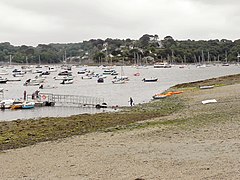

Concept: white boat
[[22, 66, 32, 73], [103, 69, 116, 75], [13, 73, 24, 77], [97, 74, 107, 79], [154, 62, 171, 68], [136, 65, 148, 69], [112, 66, 129, 83], [77, 68, 87, 75], [179, 65, 187, 68], [0, 99, 14, 109], [24, 79, 40, 86], [0, 77, 8, 84], [81, 75, 92, 79], [58, 70, 72, 76], [33, 76, 45, 83], [222, 62, 229, 66], [200, 85, 214, 89], [12, 69, 25, 76], [0, 70, 9, 75], [60, 79, 74, 84], [112, 79, 126, 84], [32, 69, 43, 74], [39, 84, 57, 89], [196, 64, 207, 68], [48, 67, 57, 72], [8, 78, 21, 82], [54, 75, 73, 80], [22, 101, 35, 109]]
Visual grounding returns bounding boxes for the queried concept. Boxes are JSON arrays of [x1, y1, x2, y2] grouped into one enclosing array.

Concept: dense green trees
[[0, 35, 240, 64]]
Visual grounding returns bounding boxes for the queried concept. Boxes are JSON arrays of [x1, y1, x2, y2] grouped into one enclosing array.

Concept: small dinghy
[[142, 78, 158, 82], [152, 94, 167, 99], [22, 101, 35, 109], [200, 85, 214, 90], [60, 79, 73, 84]]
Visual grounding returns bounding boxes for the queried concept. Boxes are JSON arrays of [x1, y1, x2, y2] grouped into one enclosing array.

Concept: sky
[[0, 0, 239, 46]]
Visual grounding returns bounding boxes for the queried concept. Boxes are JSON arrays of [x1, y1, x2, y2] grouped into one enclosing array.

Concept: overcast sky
[[0, 0, 239, 46]]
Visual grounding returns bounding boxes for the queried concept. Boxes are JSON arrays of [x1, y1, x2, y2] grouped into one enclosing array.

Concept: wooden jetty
[[27, 93, 105, 108]]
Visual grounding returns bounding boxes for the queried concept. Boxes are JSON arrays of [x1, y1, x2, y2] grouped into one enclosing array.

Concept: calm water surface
[[0, 65, 239, 121]]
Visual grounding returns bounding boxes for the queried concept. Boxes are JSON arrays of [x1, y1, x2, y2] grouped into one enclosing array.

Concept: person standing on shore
[[23, 90, 26, 100], [129, 97, 134, 106]]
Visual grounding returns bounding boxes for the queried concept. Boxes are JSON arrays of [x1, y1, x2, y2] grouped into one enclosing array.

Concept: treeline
[[0, 35, 240, 64]]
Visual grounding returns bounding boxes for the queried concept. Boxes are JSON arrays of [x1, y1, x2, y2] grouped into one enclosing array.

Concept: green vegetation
[[0, 96, 184, 151], [1, 35, 240, 65]]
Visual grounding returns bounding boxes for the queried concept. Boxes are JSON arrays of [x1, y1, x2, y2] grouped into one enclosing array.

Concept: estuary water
[[0, 64, 239, 121]]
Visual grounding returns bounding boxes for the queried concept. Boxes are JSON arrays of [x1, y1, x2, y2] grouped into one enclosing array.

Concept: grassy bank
[[0, 96, 183, 151], [0, 73, 240, 151], [173, 73, 240, 89]]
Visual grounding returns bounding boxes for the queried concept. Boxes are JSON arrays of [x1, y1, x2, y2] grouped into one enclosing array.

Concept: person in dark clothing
[[32, 93, 35, 100], [129, 97, 134, 106], [35, 90, 40, 98], [23, 90, 26, 100]]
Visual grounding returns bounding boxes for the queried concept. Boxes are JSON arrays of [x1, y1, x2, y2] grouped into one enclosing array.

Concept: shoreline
[[0, 74, 240, 179], [0, 74, 239, 151]]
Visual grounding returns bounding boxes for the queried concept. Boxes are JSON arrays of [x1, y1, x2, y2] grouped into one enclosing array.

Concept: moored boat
[[8, 78, 21, 82], [97, 78, 104, 83], [112, 79, 126, 84], [0, 99, 14, 109], [154, 62, 171, 68], [58, 70, 72, 76], [103, 69, 116, 75], [142, 78, 158, 82], [39, 84, 57, 89], [200, 85, 214, 89], [152, 94, 167, 99], [0, 70, 9, 75], [81, 75, 92, 79], [0, 77, 8, 84], [24, 79, 40, 86], [22, 101, 35, 109], [11, 103, 23, 110], [60, 79, 74, 84]]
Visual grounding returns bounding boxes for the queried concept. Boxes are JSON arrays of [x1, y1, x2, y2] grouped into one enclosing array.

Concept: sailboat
[[222, 51, 229, 66], [6, 55, 14, 69], [179, 55, 187, 68], [22, 57, 32, 73], [112, 59, 129, 84], [36, 55, 43, 68], [135, 53, 148, 69], [197, 50, 207, 68], [237, 53, 240, 66]]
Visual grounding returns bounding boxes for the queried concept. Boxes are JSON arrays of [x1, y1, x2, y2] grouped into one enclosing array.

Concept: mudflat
[[0, 75, 240, 179]]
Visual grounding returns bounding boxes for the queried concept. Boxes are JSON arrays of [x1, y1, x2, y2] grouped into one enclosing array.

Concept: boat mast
[[9, 55, 12, 66], [207, 52, 210, 64], [237, 53, 240, 64], [38, 55, 41, 65], [26, 56, 28, 65], [225, 51, 228, 63], [201, 50, 205, 64]]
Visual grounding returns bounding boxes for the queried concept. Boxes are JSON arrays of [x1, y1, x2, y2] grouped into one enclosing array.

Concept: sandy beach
[[0, 82, 240, 179]]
